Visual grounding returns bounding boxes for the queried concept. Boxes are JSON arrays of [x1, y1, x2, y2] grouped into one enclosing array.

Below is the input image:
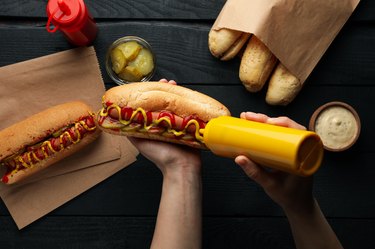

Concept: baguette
[[239, 35, 278, 92], [208, 26, 303, 105], [266, 63, 302, 106], [208, 28, 250, 61]]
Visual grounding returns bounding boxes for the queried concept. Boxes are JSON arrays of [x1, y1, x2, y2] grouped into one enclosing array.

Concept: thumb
[[235, 155, 272, 188]]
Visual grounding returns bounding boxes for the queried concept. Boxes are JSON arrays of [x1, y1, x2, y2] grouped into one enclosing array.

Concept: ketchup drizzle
[[121, 107, 133, 120], [107, 106, 206, 131], [158, 111, 176, 127], [2, 175, 8, 183]]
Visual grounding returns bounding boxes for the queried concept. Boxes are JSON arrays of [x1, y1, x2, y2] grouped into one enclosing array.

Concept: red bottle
[[46, 0, 98, 46]]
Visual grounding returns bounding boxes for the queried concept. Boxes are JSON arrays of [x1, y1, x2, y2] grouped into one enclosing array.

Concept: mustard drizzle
[[99, 105, 204, 141], [7, 117, 96, 176]]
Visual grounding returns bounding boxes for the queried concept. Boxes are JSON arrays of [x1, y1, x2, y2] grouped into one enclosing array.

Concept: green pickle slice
[[118, 65, 144, 82], [110, 48, 127, 74], [116, 41, 142, 61], [129, 48, 154, 76]]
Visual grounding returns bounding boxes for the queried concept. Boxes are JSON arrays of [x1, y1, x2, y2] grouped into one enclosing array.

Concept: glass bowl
[[105, 36, 156, 85]]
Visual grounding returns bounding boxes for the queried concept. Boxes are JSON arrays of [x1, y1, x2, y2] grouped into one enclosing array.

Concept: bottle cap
[[46, 0, 86, 32]]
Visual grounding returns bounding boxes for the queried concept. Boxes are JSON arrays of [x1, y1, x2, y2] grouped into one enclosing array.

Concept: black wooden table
[[1, 1, 375, 248]]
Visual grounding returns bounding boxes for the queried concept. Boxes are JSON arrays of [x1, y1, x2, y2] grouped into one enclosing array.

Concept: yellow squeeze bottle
[[202, 116, 324, 176]]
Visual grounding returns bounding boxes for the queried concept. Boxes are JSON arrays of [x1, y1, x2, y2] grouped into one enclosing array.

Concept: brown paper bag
[[213, 0, 360, 83]]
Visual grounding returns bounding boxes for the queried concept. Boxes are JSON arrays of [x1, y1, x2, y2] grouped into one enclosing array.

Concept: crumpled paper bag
[[213, 0, 360, 83]]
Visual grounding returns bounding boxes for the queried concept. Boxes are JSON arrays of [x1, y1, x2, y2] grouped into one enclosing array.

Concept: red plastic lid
[[46, 0, 86, 32]]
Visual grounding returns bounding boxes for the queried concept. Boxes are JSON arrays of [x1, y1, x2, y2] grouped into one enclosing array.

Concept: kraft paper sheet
[[0, 47, 138, 229]]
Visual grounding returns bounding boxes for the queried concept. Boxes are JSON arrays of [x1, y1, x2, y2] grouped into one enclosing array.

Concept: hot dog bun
[[207, 27, 304, 106], [97, 82, 231, 149], [266, 63, 302, 106], [0, 101, 101, 185], [208, 28, 250, 61], [239, 35, 278, 92]]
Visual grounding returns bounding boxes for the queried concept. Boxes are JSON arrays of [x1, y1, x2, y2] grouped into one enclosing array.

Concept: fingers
[[235, 155, 272, 188], [267, 117, 306, 130], [240, 112, 269, 122], [159, 78, 177, 85], [240, 112, 305, 130]]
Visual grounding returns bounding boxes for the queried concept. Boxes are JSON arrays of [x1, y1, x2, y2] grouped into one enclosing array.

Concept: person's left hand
[[128, 79, 202, 177]]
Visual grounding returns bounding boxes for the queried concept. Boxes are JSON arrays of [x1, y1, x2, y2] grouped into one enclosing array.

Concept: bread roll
[[208, 28, 250, 61], [102, 82, 230, 121], [266, 63, 302, 106], [239, 35, 278, 92]]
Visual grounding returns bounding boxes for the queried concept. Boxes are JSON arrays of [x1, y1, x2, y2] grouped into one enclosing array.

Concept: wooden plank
[[1, 149, 374, 218], [0, 0, 372, 22], [0, 22, 375, 86], [0, 2, 373, 248], [204, 217, 375, 249], [0, 216, 374, 249], [0, 22, 239, 85], [0, 0, 224, 20]]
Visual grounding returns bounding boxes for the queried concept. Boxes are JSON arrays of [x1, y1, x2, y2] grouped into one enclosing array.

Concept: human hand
[[234, 112, 314, 213], [129, 137, 201, 176], [128, 79, 201, 178]]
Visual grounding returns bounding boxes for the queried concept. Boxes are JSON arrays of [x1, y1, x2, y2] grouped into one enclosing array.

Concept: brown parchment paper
[[0, 47, 138, 229], [0, 138, 137, 230], [213, 0, 360, 83]]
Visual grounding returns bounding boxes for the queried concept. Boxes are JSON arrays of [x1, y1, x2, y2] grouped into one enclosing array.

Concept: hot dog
[[0, 101, 101, 185], [96, 82, 231, 149]]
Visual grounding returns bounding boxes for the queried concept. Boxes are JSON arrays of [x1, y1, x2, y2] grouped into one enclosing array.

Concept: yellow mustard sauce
[[99, 105, 204, 142]]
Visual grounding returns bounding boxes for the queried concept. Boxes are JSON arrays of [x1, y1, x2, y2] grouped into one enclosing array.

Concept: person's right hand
[[234, 112, 315, 213]]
